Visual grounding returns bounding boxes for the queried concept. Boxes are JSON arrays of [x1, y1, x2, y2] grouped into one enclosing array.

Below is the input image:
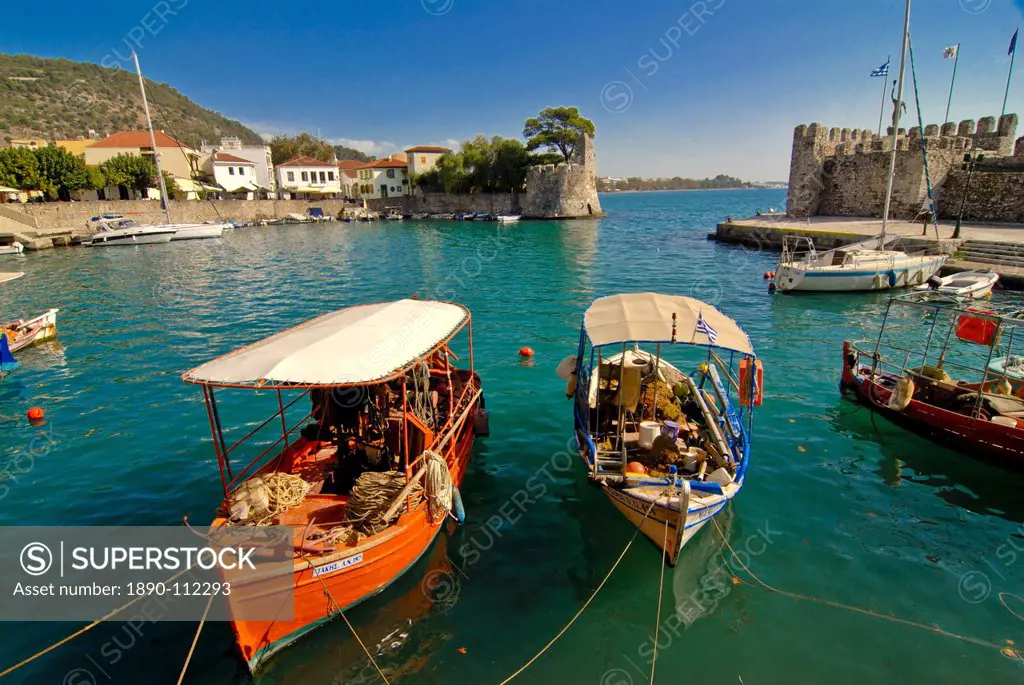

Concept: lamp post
[[953, 152, 983, 240]]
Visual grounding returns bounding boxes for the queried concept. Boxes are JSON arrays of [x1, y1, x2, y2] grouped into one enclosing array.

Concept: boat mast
[[880, 0, 912, 249], [132, 51, 172, 224]]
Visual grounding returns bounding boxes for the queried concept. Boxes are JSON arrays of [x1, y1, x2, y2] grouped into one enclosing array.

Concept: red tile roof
[[405, 145, 451, 153], [212, 152, 255, 164], [90, 130, 189, 149], [363, 158, 408, 169], [336, 159, 364, 170], [343, 170, 358, 178], [277, 155, 336, 168]]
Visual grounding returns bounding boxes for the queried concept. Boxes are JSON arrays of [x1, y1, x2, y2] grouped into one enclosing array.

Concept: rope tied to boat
[[224, 472, 311, 526], [498, 490, 666, 684], [709, 515, 1018, 659]]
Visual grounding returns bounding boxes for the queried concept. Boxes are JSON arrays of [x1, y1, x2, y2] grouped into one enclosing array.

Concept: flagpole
[[944, 45, 959, 123], [877, 54, 890, 136], [1003, 30, 1018, 118]]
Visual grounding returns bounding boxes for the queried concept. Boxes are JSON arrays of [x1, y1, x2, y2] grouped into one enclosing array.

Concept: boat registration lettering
[[313, 553, 363, 578]]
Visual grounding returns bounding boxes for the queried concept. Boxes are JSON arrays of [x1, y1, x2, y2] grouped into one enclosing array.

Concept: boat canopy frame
[[182, 300, 478, 498], [850, 292, 1024, 420]]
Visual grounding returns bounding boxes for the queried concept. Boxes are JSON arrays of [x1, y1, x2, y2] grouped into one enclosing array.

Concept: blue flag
[[0, 333, 17, 372], [870, 60, 890, 77], [1011, 28, 1019, 56]]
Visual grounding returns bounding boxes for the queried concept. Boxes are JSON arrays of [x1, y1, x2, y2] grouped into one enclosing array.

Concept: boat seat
[[956, 392, 1024, 416]]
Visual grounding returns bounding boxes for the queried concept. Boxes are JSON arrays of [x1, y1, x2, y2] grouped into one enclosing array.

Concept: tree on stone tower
[[523, 107, 596, 164]]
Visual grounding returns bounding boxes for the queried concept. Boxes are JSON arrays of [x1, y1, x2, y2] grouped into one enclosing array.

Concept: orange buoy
[[518, 347, 534, 358], [27, 407, 44, 421], [763, 271, 771, 279], [626, 461, 648, 474]]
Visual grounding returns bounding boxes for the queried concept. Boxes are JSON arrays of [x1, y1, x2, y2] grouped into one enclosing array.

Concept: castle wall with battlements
[[786, 113, 1022, 221]]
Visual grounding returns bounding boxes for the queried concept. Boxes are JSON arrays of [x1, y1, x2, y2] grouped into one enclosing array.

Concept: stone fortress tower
[[786, 113, 1024, 222], [522, 133, 603, 219]]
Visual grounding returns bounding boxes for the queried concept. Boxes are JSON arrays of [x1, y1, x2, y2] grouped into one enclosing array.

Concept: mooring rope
[[298, 549, 392, 684], [498, 493, 662, 684], [176, 592, 215, 685], [0, 566, 193, 678], [649, 491, 673, 685], [710, 516, 1016, 657]]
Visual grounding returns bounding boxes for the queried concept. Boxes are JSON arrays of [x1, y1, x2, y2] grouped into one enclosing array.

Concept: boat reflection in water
[[257, 534, 458, 683]]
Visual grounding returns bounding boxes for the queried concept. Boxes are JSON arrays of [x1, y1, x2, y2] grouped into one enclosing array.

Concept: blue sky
[[3, 0, 1023, 180]]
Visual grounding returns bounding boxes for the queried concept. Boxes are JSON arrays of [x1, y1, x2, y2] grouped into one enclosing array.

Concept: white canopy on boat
[[184, 299, 469, 387], [583, 293, 754, 355]]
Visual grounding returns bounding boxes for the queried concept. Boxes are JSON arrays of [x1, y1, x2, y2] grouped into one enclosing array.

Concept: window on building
[[386, 169, 395, 179], [420, 156, 426, 163], [228, 167, 235, 175], [328, 171, 335, 181], [287, 171, 295, 182], [301, 171, 309, 182], [319, 171, 326, 183], [239, 167, 245, 175]]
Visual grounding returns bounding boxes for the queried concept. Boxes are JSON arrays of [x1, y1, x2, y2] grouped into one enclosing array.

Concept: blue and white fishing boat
[[565, 293, 762, 564]]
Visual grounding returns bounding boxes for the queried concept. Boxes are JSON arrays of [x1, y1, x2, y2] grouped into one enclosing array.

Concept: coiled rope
[[345, 471, 423, 535], [424, 451, 453, 523], [412, 362, 436, 429], [710, 516, 1017, 657]]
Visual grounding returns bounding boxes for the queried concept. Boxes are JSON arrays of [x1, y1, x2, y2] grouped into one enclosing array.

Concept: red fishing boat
[[182, 298, 486, 672], [841, 292, 1024, 467]]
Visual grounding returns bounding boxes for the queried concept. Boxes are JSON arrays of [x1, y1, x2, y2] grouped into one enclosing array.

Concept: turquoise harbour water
[[2, 188, 1024, 684]]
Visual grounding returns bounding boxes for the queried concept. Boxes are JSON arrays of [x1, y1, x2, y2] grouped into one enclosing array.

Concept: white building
[[405, 145, 451, 177], [200, 136, 276, 193], [205, 152, 259, 199], [276, 156, 341, 199], [336, 160, 363, 199], [355, 157, 409, 200]]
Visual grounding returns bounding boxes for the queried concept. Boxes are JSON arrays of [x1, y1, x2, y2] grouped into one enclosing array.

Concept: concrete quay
[[711, 214, 1024, 289]]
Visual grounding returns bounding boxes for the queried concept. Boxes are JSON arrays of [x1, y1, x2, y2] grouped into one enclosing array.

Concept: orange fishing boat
[[182, 299, 486, 673]]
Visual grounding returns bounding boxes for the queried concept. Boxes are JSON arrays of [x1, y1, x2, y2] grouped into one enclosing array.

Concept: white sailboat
[[774, 0, 946, 293], [84, 52, 227, 247]]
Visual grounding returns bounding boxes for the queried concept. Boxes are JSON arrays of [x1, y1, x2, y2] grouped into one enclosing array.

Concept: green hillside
[[0, 53, 263, 148]]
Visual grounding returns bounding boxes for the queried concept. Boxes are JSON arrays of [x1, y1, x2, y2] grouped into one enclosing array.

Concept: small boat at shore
[[83, 219, 175, 246], [496, 214, 521, 224], [0, 272, 24, 284], [916, 269, 998, 300], [772, 0, 947, 293], [774, 235, 946, 292], [0, 242, 24, 256], [842, 292, 1024, 468], [182, 298, 487, 672], [1, 308, 59, 354], [567, 293, 761, 564]]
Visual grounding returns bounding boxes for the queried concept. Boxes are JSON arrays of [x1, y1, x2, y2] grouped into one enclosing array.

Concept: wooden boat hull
[[776, 254, 945, 292], [841, 340, 1024, 466], [231, 416, 476, 673], [3, 308, 58, 353], [603, 485, 731, 564]]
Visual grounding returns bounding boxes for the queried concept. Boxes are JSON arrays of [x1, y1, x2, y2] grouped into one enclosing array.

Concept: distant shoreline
[[598, 187, 786, 195]]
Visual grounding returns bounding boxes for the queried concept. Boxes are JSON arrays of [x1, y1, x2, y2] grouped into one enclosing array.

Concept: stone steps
[[959, 252, 1024, 268], [959, 237, 1024, 267]]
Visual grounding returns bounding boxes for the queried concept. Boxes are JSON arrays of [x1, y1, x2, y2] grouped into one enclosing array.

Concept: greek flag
[[696, 313, 718, 344], [870, 60, 889, 77]]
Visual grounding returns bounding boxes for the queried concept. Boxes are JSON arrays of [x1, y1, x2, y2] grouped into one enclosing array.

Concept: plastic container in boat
[[638, 421, 661, 449], [661, 420, 681, 440]]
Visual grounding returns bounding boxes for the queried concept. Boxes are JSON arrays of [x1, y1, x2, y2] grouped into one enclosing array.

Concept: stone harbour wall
[[15, 198, 355, 231], [939, 168, 1024, 222], [787, 113, 1021, 220], [366, 193, 519, 215]]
